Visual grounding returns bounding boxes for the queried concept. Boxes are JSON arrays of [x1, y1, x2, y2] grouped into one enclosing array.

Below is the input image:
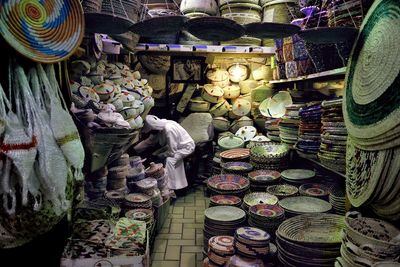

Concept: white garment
[[135, 115, 195, 190]]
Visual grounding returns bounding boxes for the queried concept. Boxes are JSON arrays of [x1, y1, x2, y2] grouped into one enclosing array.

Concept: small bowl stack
[[266, 118, 281, 142], [209, 195, 242, 208], [207, 174, 250, 197], [318, 99, 347, 173], [104, 190, 126, 206], [295, 103, 322, 159], [242, 192, 278, 213], [123, 193, 152, 211], [266, 184, 299, 200], [204, 206, 246, 252], [299, 183, 330, 200], [221, 161, 253, 176], [85, 176, 107, 199], [248, 204, 285, 238], [248, 169, 281, 192], [207, 236, 235, 267], [125, 208, 154, 231], [225, 254, 265, 267], [234, 227, 271, 259], [279, 104, 303, 148], [136, 178, 163, 206], [250, 143, 290, 171], [107, 165, 128, 190], [329, 186, 347, 215]]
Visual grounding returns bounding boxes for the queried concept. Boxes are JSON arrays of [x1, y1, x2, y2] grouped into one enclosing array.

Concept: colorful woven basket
[[0, 0, 84, 63]]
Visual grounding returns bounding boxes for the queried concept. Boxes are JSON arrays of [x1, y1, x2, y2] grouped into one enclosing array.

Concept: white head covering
[[142, 115, 168, 133]]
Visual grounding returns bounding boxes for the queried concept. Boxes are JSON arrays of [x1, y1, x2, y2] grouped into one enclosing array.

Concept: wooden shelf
[[134, 43, 275, 57], [298, 154, 346, 179], [269, 67, 347, 84]]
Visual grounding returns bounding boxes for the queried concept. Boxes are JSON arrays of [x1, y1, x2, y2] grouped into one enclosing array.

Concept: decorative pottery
[[239, 79, 259, 94], [248, 170, 281, 183], [202, 84, 224, 103], [213, 117, 231, 132], [93, 84, 115, 102], [243, 192, 279, 208], [223, 85, 241, 99], [278, 196, 332, 215], [299, 183, 330, 198], [206, 68, 230, 87], [281, 169, 316, 183], [189, 97, 211, 112], [207, 174, 250, 192], [221, 161, 253, 174], [210, 99, 231, 117], [251, 83, 273, 102], [219, 148, 250, 162], [218, 134, 245, 151], [228, 64, 249, 83], [230, 116, 254, 133], [220, 3, 262, 25], [235, 126, 257, 142], [210, 195, 242, 207], [232, 98, 251, 116]]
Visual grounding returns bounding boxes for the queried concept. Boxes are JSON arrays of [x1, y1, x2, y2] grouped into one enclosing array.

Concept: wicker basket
[[110, 32, 140, 52], [82, 0, 103, 13], [102, 0, 139, 22]]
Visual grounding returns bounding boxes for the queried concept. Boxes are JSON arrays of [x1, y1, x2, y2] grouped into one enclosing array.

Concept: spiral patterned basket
[[0, 0, 84, 63]]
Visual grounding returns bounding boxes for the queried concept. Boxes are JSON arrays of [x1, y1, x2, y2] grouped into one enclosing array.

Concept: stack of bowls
[[265, 118, 282, 142], [207, 236, 235, 267], [234, 227, 271, 258], [248, 169, 281, 191], [279, 104, 304, 148], [266, 184, 299, 200], [250, 143, 290, 170], [123, 193, 152, 211], [104, 190, 126, 206], [203, 206, 246, 253], [107, 165, 128, 190], [209, 195, 242, 208], [242, 192, 278, 212], [135, 178, 162, 206], [248, 204, 285, 237], [221, 161, 253, 176], [85, 176, 108, 199], [125, 208, 154, 231], [339, 212, 400, 266], [225, 254, 265, 267], [299, 183, 330, 200], [329, 186, 347, 215], [207, 174, 250, 197]]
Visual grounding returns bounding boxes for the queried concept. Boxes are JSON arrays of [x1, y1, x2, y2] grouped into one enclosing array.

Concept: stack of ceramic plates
[[299, 183, 330, 200], [234, 227, 270, 258], [278, 196, 332, 217], [276, 214, 345, 267], [250, 143, 290, 170], [123, 193, 152, 210], [209, 195, 242, 208], [266, 184, 299, 200], [104, 190, 126, 206], [265, 118, 282, 142], [219, 148, 251, 163], [281, 169, 316, 185], [318, 99, 347, 173], [203, 206, 246, 251], [329, 186, 347, 215], [85, 177, 107, 199], [207, 174, 250, 197], [221, 161, 253, 176], [248, 170, 281, 191], [225, 254, 265, 267], [125, 208, 154, 230], [207, 236, 235, 267], [248, 204, 285, 237], [242, 192, 278, 212], [279, 104, 304, 147], [295, 103, 322, 159]]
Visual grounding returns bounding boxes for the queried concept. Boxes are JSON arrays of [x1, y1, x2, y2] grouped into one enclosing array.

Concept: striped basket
[[82, 0, 103, 13]]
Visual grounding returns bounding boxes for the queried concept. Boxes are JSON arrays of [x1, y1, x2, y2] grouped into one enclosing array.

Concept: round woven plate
[[210, 195, 242, 206], [343, 0, 400, 145], [248, 170, 281, 183], [208, 174, 250, 191], [245, 22, 300, 38], [243, 192, 279, 207], [0, 0, 84, 63], [298, 27, 358, 44], [235, 126, 257, 141], [235, 227, 270, 242], [220, 148, 250, 160], [279, 196, 332, 214], [184, 16, 245, 41], [205, 206, 246, 222], [281, 169, 315, 181], [221, 162, 253, 172], [299, 183, 330, 197], [130, 15, 188, 37], [249, 204, 284, 219]]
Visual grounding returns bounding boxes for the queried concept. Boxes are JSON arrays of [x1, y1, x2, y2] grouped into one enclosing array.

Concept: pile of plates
[[225, 254, 265, 267], [266, 118, 281, 142], [278, 196, 332, 217], [248, 204, 285, 237], [295, 103, 322, 159], [266, 184, 299, 199], [207, 236, 235, 267], [85, 176, 107, 199], [207, 174, 250, 197], [242, 192, 278, 212], [123, 193, 152, 210], [221, 161, 253, 176], [318, 99, 347, 173], [329, 186, 347, 215], [248, 169, 281, 191], [299, 183, 330, 200], [209, 195, 242, 208], [279, 104, 304, 148], [281, 169, 316, 185], [234, 227, 270, 259], [219, 148, 251, 163], [250, 143, 290, 171], [125, 208, 154, 231], [203, 206, 246, 251], [276, 214, 345, 267]]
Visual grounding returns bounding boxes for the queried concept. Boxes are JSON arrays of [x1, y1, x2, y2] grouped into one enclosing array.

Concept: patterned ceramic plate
[[281, 169, 316, 180], [266, 184, 299, 198], [278, 196, 332, 214], [208, 236, 235, 253], [249, 204, 285, 219], [299, 183, 330, 197], [210, 195, 242, 206], [208, 174, 250, 191], [219, 148, 250, 160], [125, 193, 151, 203], [136, 178, 157, 189], [125, 209, 153, 221], [243, 192, 278, 207], [248, 170, 281, 182], [205, 206, 246, 222], [236, 227, 270, 242], [221, 161, 253, 172]]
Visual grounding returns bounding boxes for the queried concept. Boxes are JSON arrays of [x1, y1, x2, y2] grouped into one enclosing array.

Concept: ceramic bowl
[[266, 184, 299, 199], [223, 85, 241, 99], [202, 84, 224, 104], [120, 92, 135, 107], [87, 72, 104, 85], [78, 86, 100, 103], [213, 117, 231, 132], [93, 84, 115, 102], [110, 97, 124, 111], [210, 99, 231, 117], [119, 107, 140, 120], [228, 64, 248, 83]]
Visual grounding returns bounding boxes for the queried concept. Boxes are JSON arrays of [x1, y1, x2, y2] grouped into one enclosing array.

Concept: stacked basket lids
[[123, 193, 152, 210], [203, 206, 246, 253], [279, 104, 304, 148], [318, 99, 347, 173], [207, 174, 250, 196], [125, 208, 154, 231], [338, 212, 400, 266], [234, 227, 271, 258], [248, 204, 285, 237], [206, 236, 235, 266], [276, 213, 345, 266], [329, 186, 348, 215]]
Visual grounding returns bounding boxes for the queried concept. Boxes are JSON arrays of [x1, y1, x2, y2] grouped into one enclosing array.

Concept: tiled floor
[[151, 185, 208, 267]]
